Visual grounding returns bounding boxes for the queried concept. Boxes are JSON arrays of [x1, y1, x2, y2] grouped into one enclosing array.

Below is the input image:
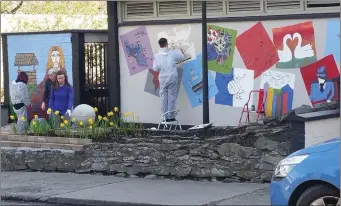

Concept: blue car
[[270, 138, 340, 206]]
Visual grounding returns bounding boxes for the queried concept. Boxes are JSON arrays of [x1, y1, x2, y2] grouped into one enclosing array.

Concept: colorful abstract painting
[[157, 24, 196, 61], [258, 70, 295, 117], [272, 21, 317, 69], [207, 25, 237, 74], [325, 19, 340, 62], [236, 22, 279, 79], [7, 33, 73, 120], [120, 26, 153, 76], [144, 67, 183, 97], [215, 68, 254, 107], [181, 53, 218, 107], [300, 54, 340, 106]]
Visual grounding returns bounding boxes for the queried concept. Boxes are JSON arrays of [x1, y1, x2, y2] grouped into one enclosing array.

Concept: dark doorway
[[82, 42, 109, 116]]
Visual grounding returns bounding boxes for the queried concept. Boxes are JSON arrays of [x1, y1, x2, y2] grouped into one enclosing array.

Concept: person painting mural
[[48, 70, 73, 120], [41, 69, 56, 111], [152, 38, 185, 122], [10, 72, 31, 134], [309, 66, 335, 104]]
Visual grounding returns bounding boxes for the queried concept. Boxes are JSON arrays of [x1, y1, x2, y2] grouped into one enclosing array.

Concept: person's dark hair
[[158, 38, 168, 48], [16, 72, 28, 84], [53, 70, 70, 89]]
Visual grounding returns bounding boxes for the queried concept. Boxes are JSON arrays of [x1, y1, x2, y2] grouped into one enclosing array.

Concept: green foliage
[[1, 1, 23, 14], [1, 1, 106, 15], [1, 1, 108, 32], [12, 107, 143, 141]]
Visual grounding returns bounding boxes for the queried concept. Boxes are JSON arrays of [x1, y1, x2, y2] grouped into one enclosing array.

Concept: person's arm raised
[[172, 49, 185, 63]]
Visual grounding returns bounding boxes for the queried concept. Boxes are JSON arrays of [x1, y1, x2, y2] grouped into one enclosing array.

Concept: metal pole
[[202, 1, 209, 124]]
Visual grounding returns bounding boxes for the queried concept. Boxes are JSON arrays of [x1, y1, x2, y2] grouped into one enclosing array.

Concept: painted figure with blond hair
[[46, 45, 65, 75], [30, 46, 67, 119]]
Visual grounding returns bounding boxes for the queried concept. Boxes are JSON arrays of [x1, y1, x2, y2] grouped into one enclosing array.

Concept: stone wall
[[2, 121, 292, 183]]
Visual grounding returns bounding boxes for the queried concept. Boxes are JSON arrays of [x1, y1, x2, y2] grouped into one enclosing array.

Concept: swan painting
[[278, 34, 293, 63], [293, 32, 315, 59]]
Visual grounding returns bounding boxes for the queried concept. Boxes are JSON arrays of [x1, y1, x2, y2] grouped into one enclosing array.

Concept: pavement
[[1, 172, 270, 205]]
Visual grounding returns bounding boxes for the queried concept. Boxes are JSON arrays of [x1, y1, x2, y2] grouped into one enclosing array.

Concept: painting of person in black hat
[[309, 66, 335, 104]]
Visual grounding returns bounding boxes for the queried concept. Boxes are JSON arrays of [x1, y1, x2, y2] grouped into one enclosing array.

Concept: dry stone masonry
[[2, 120, 292, 183]]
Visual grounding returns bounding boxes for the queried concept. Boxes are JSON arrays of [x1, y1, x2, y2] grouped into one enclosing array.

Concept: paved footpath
[[1, 172, 270, 205]]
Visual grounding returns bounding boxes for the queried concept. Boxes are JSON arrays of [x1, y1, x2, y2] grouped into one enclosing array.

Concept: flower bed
[[9, 107, 143, 141]]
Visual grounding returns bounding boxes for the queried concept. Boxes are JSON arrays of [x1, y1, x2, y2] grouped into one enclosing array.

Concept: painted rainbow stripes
[[263, 83, 294, 117]]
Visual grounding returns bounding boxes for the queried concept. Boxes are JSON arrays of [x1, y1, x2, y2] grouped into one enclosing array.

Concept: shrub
[[10, 106, 143, 141]]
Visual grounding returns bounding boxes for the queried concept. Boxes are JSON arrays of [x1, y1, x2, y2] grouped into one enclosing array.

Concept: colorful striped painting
[[259, 70, 295, 118], [262, 83, 294, 117]]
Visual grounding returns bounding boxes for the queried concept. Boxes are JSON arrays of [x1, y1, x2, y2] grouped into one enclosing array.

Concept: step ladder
[[239, 90, 266, 126], [157, 110, 182, 131]]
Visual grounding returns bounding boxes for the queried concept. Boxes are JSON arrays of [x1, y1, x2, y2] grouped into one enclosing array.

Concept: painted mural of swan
[[278, 34, 293, 63], [293, 32, 314, 59]]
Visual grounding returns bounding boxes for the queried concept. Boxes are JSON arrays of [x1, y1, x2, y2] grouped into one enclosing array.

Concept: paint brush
[[176, 57, 191, 64]]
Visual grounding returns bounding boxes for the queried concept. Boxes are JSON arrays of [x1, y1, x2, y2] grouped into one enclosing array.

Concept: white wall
[[305, 117, 340, 147], [118, 18, 340, 126]]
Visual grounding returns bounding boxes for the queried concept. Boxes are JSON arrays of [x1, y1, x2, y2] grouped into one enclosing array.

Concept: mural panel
[[181, 53, 218, 107], [258, 70, 295, 117], [207, 25, 237, 74], [7, 33, 73, 119], [157, 24, 196, 62], [325, 19, 340, 62], [300, 54, 340, 106], [273, 21, 317, 69], [215, 68, 254, 107], [236, 22, 279, 79], [120, 26, 154, 76], [144, 67, 183, 97]]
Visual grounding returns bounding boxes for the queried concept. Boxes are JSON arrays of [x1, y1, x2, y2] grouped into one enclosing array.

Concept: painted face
[[57, 74, 65, 85], [318, 78, 326, 84], [51, 51, 60, 67], [48, 74, 56, 81]]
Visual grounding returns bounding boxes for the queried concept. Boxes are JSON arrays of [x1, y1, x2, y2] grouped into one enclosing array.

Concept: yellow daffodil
[[60, 123, 65, 128], [54, 110, 60, 115], [93, 107, 98, 112], [123, 112, 133, 117], [103, 117, 108, 121], [88, 118, 94, 125], [47, 108, 52, 114], [114, 107, 119, 112], [34, 114, 38, 119], [89, 125, 93, 129], [20, 116, 25, 121], [109, 122, 114, 127], [72, 117, 76, 122], [98, 115, 103, 120], [63, 120, 69, 125], [10, 115, 15, 120], [79, 121, 84, 126], [107, 111, 114, 117], [61, 115, 64, 120], [32, 121, 37, 126]]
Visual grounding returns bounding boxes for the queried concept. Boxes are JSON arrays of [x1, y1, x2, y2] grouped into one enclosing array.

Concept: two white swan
[[278, 34, 293, 63], [277, 32, 315, 62], [292, 32, 314, 59]]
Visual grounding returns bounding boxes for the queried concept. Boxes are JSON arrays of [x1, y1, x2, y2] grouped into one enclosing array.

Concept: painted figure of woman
[[46, 46, 66, 77], [31, 46, 67, 119]]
